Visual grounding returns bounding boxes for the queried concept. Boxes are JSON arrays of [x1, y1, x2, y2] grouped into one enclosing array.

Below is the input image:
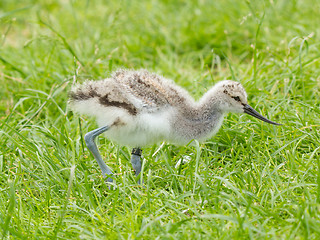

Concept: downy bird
[[69, 69, 281, 183]]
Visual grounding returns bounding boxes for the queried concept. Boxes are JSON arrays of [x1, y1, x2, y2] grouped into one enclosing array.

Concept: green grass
[[1, 0, 320, 239]]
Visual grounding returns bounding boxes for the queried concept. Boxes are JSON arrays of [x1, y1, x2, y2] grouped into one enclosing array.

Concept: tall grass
[[1, 0, 320, 239]]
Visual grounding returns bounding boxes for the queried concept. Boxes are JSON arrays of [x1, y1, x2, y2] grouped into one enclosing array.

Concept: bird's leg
[[84, 126, 114, 183], [131, 148, 143, 184]]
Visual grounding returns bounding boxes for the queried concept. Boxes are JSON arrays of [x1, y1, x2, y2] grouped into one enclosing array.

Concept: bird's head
[[216, 80, 281, 125]]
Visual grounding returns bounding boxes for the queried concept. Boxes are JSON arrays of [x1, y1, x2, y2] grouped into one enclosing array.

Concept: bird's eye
[[232, 96, 241, 102]]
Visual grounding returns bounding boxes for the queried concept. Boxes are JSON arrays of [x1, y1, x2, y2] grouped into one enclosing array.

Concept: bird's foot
[[103, 175, 115, 190], [137, 177, 144, 185]]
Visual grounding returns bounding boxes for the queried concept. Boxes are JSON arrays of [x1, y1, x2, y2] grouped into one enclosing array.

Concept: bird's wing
[[114, 70, 174, 112]]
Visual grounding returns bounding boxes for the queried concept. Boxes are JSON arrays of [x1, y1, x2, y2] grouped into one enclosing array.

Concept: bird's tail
[[68, 81, 102, 117]]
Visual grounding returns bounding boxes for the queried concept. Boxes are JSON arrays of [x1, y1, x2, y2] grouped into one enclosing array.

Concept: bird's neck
[[175, 87, 224, 122], [196, 87, 224, 118], [169, 89, 225, 144]]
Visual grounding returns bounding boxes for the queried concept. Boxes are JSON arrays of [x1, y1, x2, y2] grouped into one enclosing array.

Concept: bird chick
[[69, 69, 281, 183]]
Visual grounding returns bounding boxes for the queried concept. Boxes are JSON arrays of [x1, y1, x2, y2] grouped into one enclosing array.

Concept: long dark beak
[[243, 104, 282, 125]]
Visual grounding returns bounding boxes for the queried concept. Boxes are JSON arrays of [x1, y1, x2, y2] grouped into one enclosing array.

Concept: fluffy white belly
[[97, 108, 172, 147]]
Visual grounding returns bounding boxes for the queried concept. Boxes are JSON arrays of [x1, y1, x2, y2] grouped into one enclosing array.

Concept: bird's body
[[70, 69, 228, 146], [69, 69, 280, 183]]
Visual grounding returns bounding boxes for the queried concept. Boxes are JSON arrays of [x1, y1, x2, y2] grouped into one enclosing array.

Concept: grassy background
[[1, 0, 320, 239]]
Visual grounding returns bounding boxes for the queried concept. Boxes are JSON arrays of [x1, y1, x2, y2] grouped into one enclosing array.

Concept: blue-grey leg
[[84, 126, 113, 183], [131, 148, 143, 184]]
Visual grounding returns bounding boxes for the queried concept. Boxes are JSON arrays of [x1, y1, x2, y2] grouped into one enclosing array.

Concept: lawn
[[1, 0, 320, 239]]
